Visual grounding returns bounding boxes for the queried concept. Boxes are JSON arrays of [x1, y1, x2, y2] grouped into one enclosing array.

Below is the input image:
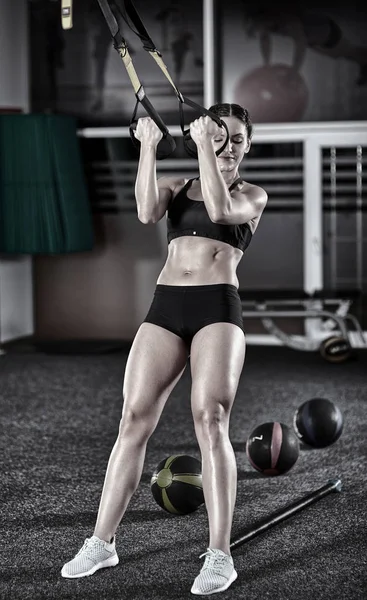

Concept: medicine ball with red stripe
[[246, 422, 300, 475]]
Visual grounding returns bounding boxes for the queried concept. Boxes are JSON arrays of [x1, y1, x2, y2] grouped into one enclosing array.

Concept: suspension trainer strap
[[61, 0, 73, 30], [119, 0, 229, 158], [96, 0, 176, 159], [116, 0, 157, 51]]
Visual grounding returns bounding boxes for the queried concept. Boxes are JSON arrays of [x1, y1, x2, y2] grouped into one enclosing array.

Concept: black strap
[[97, 0, 229, 159], [117, 0, 157, 52], [229, 177, 243, 191], [178, 178, 197, 196], [195, 176, 243, 191], [129, 98, 176, 160], [120, 0, 230, 158], [96, 0, 176, 159], [97, 0, 120, 40], [177, 96, 229, 159]]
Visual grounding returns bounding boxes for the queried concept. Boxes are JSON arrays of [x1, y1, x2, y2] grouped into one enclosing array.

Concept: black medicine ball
[[293, 398, 344, 448], [246, 422, 300, 476], [151, 454, 204, 515]]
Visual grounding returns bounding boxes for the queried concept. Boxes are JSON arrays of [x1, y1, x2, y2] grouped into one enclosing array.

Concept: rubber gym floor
[[1, 342, 366, 600]]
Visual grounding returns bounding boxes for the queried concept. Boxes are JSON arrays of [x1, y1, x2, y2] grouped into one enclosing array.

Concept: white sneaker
[[61, 535, 119, 578], [191, 548, 238, 595]]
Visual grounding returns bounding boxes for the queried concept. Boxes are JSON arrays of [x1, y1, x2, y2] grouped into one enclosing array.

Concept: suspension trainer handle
[[129, 92, 176, 159], [121, 0, 230, 158], [178, 96, 230, 159]]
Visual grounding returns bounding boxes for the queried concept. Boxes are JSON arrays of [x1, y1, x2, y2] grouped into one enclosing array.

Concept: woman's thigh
[[121, 323, 189, 428], [190, 323, 246, 417]]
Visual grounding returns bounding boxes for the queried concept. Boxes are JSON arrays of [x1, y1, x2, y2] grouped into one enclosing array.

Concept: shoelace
[[76, 537, 101, 558], [199, 549, 228, 573]]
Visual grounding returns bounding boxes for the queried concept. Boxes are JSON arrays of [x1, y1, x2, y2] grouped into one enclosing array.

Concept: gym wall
[[0, 0, 33, 344], [222, 0, 367, 123], [31, 0, 207, 340], [26, 0, 367, 340]]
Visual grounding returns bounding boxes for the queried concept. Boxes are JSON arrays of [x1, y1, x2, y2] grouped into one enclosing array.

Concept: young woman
[[61, 103, 267, 596]]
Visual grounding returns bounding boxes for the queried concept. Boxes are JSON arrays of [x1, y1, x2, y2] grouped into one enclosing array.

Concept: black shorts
[[143, 284, 245, 348]]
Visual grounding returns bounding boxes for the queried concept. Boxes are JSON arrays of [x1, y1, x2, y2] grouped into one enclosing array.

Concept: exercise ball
[[293, 398, 344, 448], [246, 422, 300, 476], [319, 336, 351, 363], [234, 64, 308, 122], [150, 454, 204, 515]]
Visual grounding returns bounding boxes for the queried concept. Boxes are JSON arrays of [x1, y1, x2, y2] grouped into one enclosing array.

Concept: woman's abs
[[157, 236, 243, 287]]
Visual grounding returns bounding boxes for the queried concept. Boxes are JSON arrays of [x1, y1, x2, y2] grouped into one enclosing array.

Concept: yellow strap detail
[[61, 0, 73, 30], [173, 474, 203, 487], [117, 47, 141, 93], [148, 52, 179, 93]]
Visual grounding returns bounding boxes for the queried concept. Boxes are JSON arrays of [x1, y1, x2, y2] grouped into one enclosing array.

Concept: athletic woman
[[61, 103, 267, 595]]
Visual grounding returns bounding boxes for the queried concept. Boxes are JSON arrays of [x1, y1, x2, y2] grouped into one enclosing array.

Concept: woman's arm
[[196, 139, 236, 222], [134, 117, 176, 223], [191, 117, 267, 224], [198, 140, 267, 224]]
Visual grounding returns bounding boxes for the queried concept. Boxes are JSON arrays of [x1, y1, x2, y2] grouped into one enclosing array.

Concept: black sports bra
[[166, 178, 253, 252]]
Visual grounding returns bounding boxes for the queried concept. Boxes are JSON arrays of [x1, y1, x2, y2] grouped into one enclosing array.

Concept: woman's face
[[213, 116, 251, 172]]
